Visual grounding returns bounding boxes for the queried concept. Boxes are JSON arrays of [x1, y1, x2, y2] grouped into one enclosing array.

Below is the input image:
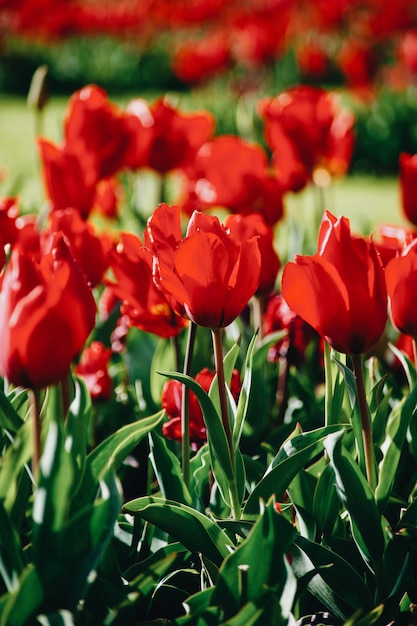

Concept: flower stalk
[[29, 388, 42, 481], [352, 353, 377, 491], [181, 322, 196, 488]]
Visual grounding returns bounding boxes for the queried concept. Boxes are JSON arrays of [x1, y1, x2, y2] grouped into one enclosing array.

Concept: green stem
[[351, 354, 377, 491], [324, 341, 333, 427], [212, 328, 234, 463], [250, 294, 264, 341], [212, 328, 241, 520], [60, 372, 72, 421], [181, 322, 196, 488], [29, 388, 42, 482]]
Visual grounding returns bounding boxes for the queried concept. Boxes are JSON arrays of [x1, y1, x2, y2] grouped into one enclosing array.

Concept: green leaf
[[388, 341, 417, 390], [65, 375, 92, 491], [0, 418, 33, 513], [210, 501, 297, 620], [0, 500, 24, 592], [149, 430, 193, 506], [123, 496, 234, 567], [313, 463, 341, 536], [158, 371, 234, 484], [233, 333, 257, 450], [292, 535, 374, 617], [324, 430, 386, 568], [376, 383, 417, 511], [150, 337, 175, 405], [72, 410, 164, 511], [333, 357, 357, 409], [243, 426, 342, 517], [0, 565, 44, 626], [0, 389, 24, 433]]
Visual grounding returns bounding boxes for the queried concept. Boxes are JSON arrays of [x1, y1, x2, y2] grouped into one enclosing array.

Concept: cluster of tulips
[[3, 0, 417, 94], [3, 81, 417, 624]]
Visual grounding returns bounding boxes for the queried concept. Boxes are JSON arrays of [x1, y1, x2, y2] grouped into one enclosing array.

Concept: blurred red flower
[[161, 367, 241, 448], [126, 97, 215, 174], [48, 208, 111, 288], [152, 209, 261, 329], [281, 210, 387, 355], [258, 85, 355, 192], [172, 29, 231, 85], [180, 135, 285, 225], [263, 292, 318, 366], [106, 231, 188, 338], [386, 239, 417, 337], [75, 341, 113, 402], [399, 153, 417, 226], [0, 233, 96, 389], [224, 212, 280, 295], [374, 223, 417, 267]]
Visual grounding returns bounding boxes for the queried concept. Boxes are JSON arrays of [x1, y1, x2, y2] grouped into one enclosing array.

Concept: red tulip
[[399, 152, 417, 226], [281, 210, 387, 355], [161, 367, 241, 448], [224, 213, 280, 294], [152, 209, 261, 329], [64, 85, 135, 180], [386, 239, 417, 337], [258, 86, 355, 192], [106, 231, 188, 339], [181, 135, 284, 225], [38, 139, 98, 219], [263, 292, 318, 366], [48, 208, 110, 288], [0, 233, 96, 389], [75, 341, 113, 402], [126, 97, 215, 174]]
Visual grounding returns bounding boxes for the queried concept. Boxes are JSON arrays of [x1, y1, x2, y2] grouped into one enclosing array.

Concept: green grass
[[0, 94, 405, 233]]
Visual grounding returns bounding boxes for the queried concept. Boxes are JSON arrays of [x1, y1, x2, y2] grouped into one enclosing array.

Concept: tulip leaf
[[0, 388, 24, 433], [0, 417, 33, 513], [324, 430, 386, 568], [159, 371, 235, 483], [123, 496, 234, 566], [0, 564, 43, 626], [0, 499, 24, 592], [233, 333, 257, 450], [376, 382, 417, 511], [149, 430, 193, 506], [291, 535, 374, 618], [313, 463, 341, 535], [65, 375, 92, 492], [243, 425, 342, 517], [210, 500, 297, 620], [388, 341, 417, 390], [72, 410, 164, 510]]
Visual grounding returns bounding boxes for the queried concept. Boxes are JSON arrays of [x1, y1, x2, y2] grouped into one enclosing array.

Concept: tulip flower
[[386, 238, 417, 338], [48, 208, 110, 288], [0, 232, 96, 390], [282, 210, 387, 489], [106, 231, 188, 339], [224, 212, 280, 295], [281, 210, 387, 355], [75, 341, 113, 402], [258, 85, 355, 192], [126, 97, 215, 174], [180, 135, 285, 225], [399, 152, 417, 226], [152, 209, 261, 329]]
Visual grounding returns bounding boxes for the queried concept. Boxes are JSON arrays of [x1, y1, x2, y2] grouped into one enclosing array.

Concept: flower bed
[[1, 80, 417, 626]]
